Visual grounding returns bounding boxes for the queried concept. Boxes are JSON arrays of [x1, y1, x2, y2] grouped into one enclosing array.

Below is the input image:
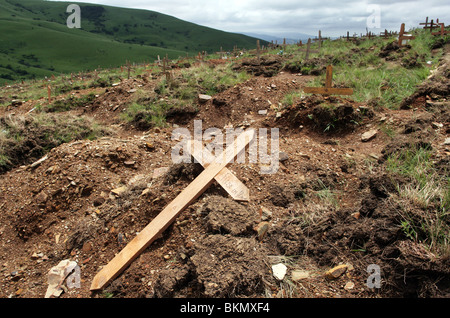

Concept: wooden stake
[[257, 40, 261, 62], [47, 85, 51, 103], [303, 65, 353, 95], [90, 129, 255, 291]]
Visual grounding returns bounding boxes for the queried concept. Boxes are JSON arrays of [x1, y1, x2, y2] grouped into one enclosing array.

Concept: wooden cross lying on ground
[[90, 130, 255, 291], [298, 38, 319, 59], [398, 23, 415, 47], [303, 65, 353, 95]]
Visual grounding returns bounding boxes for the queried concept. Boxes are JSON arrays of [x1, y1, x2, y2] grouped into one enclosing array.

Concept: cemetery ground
[[0, 27, 449, 299]]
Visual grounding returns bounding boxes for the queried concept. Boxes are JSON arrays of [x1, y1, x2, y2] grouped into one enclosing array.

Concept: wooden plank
[[303, 87, 354, 95], [189, 139, 249, 201], [90, 129, 255, 291], [325, 65, 333, 88]]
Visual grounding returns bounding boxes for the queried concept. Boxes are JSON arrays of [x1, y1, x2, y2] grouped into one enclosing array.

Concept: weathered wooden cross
[[298, 38, 319, 59], [432, 23, 449, 36], [90, 130, 255, 290], [303, 65, 353, 95], [345, 31, 357, 41], [398, 23, 415, 47], [216, 46, 227, 59], [420, 17, 431, 29], [313, 30, 327, 49]]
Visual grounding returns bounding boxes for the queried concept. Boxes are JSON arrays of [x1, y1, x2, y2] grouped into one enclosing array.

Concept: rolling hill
[[0, 0, 266, 83]]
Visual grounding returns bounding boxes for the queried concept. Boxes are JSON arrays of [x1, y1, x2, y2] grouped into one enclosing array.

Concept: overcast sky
[[50, 0, 450, 38]]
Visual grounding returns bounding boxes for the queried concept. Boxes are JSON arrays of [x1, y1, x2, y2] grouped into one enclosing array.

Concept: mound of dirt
[[278, 95, 371, 133], [232, 54, 284, 77], [151, 196, 270, 298]]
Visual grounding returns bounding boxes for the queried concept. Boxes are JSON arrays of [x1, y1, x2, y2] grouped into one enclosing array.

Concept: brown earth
[[0, 48, 449, 299]]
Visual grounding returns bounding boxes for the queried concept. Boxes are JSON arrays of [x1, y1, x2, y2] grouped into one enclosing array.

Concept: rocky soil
[[0, 45, 449, 299]]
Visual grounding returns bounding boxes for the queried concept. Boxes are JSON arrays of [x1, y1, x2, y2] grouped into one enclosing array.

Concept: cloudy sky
[[51, 0, 450, 38]]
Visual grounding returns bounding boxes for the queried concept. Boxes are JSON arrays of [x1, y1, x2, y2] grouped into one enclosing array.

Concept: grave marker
[[90, 129, 255, 291], [298, 38, 319, 59], [303, 65, 353, 95], [398, 23, 415, 46], [432, 23, 449, 36]]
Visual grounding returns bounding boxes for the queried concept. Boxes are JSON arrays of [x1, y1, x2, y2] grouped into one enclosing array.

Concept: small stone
[[351, 212, 361, 219], [361, 129, 377, 142], [198, 94, 212, 103], [258, 109, 268, 115], [279, 151, 289, 162], [111, 186, 127, 195], [344, 281, 355, 290], [325, 264, 348, 280], [444, 138, 450, 145], [124, 160, 136, 166], [272, 263, 287, 280], [291, 270, 310, 281]]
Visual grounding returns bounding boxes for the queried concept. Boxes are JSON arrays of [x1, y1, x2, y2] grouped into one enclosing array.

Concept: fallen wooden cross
[[398, 23, 416, 47], [303, 65, 353, 95], [90, 129, 255, 291], [298, 38, 319, 59], [188, 139, 249, 201]]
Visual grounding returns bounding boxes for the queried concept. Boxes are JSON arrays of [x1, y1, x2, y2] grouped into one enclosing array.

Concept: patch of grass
[[386, 144, 449, 256], [282, 91, 303, 108], [182, 63, 251, 96], [42, 93, 97, 112], [0, 113, 109, 172]]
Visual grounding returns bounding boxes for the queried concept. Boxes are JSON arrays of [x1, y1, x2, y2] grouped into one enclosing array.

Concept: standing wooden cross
[[345, 31, 357, 41], [90, 129, 255, 290], [216, 46, 227, 59], [303, 65, 353, 95], [398, 23, 415, 47], [298, 38, 319, 59], [312, 30, 327, 49], [432, 23, 449, 36], [420, 17, 430, 29]]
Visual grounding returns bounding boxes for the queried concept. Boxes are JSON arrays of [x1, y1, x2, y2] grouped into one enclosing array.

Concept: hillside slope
[[0, 0, 264, 82]]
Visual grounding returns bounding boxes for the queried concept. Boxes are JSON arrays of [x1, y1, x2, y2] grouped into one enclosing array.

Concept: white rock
[[198, 94, 212, 103], [361, 129, 377, 142], [444, 138, 450, 145], [291, 270, 310, 281], [272, 263, 287, 280]]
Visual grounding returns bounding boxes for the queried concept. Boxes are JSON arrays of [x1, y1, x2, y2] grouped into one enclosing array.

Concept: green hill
[[0, 0, 265, 83]]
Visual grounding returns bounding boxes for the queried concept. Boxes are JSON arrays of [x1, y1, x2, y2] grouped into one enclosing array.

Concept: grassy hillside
[[0, 0, 265, 83]]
